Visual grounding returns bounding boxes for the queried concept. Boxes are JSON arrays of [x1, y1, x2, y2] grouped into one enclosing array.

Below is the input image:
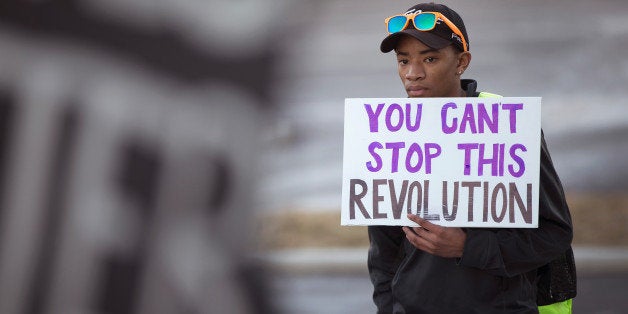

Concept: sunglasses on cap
[[384, 11, 468, 52]]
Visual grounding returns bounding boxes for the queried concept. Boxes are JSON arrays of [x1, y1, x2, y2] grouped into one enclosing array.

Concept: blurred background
[[0, 0, 627, 313]]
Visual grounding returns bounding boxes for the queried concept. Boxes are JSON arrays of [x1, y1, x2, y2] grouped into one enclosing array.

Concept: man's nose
[[405, 64, 425, 81]]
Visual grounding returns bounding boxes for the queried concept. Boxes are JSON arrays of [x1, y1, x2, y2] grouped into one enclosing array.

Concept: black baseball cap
[[380, 3, 469, 53]]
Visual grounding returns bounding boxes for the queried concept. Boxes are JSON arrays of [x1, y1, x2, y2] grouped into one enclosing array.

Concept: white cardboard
[[341, 97, 541, 228]]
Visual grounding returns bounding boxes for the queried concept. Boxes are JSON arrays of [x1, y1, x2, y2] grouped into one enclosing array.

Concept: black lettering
[[442, 181, 458, 221], [491, 183, 507, 222], [509, 182, 532, 224], [407, 181, 423, 215], [373, 179, 387, 219], [461, 181, 481, 222], [389, 180, 408, 219], [349, 179, 370, 219], [422, 180, 440, 220]]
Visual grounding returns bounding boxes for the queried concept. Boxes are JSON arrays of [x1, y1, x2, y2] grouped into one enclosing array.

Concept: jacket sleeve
[[367, 225, 405, 314], [458, 131, 573, 277]]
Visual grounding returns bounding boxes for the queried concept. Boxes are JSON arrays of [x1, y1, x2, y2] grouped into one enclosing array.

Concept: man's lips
[[406, 86, 427, 97]]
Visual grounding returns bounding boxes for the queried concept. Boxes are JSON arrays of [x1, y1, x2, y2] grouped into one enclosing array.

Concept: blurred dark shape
[[24, 104, 81, 314], [92, 139, 161, 314], [0, 0, 286, 313], [0, 0, 275, 104], [0, 91, 16, 228]]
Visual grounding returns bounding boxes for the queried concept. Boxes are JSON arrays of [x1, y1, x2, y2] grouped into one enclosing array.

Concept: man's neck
[[460, 79, 478, 97]]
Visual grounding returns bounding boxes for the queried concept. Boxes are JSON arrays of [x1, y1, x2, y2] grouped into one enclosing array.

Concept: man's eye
[[425, 57, 436, 63], [398, 59, 408, 65]]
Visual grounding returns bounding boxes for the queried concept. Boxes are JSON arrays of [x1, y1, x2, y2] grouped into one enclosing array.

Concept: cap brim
[[380, 29, 452, 53]]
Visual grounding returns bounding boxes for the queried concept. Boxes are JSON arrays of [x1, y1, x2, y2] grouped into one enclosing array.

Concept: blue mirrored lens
[[413, 13, 436, 30], [388, 16, 408, 33]]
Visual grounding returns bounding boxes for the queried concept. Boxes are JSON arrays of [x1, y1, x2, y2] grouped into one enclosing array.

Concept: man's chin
[[407, 90, 427, 97]]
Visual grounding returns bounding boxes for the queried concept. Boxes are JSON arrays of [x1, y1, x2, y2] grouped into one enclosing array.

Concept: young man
[[368, 3, 577, 313]]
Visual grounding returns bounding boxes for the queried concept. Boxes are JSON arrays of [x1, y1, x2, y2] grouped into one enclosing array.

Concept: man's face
[[395, 35, 467, 98]]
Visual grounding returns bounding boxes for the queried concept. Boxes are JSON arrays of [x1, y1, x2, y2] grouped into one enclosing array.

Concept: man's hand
[[402, 214, 467, 258]]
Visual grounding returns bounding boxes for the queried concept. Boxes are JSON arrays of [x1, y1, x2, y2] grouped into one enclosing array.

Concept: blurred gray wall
[[0, 0, 303, 313]]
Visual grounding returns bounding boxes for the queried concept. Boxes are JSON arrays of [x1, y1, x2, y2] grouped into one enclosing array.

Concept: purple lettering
[[508, 144, 527, 177], [364, 103, 385, 132], [441, 102, 457, 134], [405, 143, 424, 173], [385, 103, 404, 132], [478, 143, 499, 176], [385, 142, 405, 173], [459, 103, 478, 134], [366, 142, 383, 172], [405, 103, 423, 132], [477, 103, 499, 133], [457, 143, 479, 175], [498, 143, 506, 176], [424, 143, 441, 174], [502, 103, 523, 133]]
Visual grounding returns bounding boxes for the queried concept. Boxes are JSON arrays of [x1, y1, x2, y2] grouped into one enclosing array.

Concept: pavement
[[265, 246, 628, 314], [263, 246, 628, 274]]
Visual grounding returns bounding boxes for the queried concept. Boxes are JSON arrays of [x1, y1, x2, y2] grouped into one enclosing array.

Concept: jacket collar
[[461, 79, 478, 97]]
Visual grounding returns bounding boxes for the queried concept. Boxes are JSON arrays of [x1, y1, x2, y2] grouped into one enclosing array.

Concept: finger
[[402, 226, 433, 252], [411, 224, 437, 243], [403, 227, 428, 250], [404, 225, 434, 245], [414, 216, 437, 231], [403, 226, 428, 241], [402, 226, 418, 242], [406, 215, 437, 240], [406, 213, 421, 225], [402, 226, 418, 237]]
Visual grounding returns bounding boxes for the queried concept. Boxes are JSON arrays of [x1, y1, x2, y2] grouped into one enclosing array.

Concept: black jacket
[[367, 80, 576, 313]]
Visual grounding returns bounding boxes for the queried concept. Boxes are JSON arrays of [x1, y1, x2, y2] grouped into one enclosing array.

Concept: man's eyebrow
[[419, 47, 440, 54], [395, 48, 440, 56]]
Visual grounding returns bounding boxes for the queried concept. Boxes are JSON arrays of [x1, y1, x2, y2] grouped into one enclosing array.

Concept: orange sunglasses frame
[[384, 11, 468, 52]]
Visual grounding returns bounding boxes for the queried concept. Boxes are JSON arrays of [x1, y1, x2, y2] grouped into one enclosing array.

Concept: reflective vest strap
[[478, 91, 502, 98], [538, 299, 573, 314]]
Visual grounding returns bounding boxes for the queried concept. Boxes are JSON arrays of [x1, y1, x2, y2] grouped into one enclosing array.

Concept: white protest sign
[[341, 97, 541, 228]]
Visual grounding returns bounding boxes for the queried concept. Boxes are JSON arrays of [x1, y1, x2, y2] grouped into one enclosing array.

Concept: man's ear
[[457, 51, 472, 73]]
